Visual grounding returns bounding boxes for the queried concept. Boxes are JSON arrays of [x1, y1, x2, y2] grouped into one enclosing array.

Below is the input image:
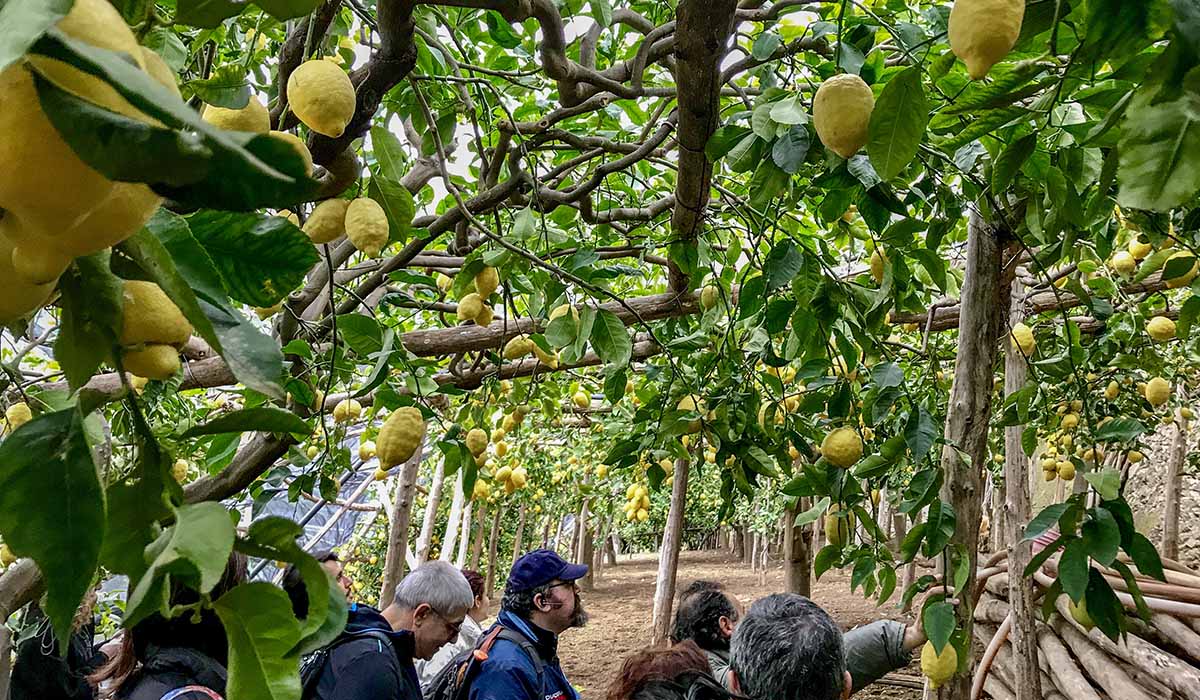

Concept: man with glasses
[[297, 559, 474, 700], [468, 549, 589, 700]]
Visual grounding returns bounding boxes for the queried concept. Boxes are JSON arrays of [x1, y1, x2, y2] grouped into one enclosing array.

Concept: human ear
[[727, 670, 740, 693]]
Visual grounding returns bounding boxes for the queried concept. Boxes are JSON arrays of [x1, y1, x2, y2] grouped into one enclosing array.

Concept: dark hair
[[90, 552, 248, 693], [462, 569, 485, 601], [282, 549, 339, 618], [671, 581, 739, 651], [606, 640, 714, 700], [729, 594, 845, 700], [501, 581, 552, 617]]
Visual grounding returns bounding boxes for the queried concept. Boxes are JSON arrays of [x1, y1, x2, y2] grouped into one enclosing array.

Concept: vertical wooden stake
[[649, 457, 689, 646]]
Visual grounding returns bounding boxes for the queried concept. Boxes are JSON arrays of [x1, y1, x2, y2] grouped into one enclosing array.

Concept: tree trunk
[[0, 625, 10, 700], [731, 525, 745, 560], [439, 471, 465, 562], [455, 501, 473, 567], [1162, 417, 1187, 559], [606, 528, 618, 564], [892, 509, 907, 555], [416, 458, 447, 563], [469, 501, 487, 570], [592, 517, 608, 582], [935, 207, 1011, 700], [650, 458, 689, 646], [783, 500, 813, 596], [903, 508, 923, 613], [511, 502, 528, 568], [379, 439, 425, 606], [541, 514, 552, 548], [1003, 278, 1042, 700], [580, 520, 596, 591], [485, 505, 504, 593], [750, 531, 761, 572]]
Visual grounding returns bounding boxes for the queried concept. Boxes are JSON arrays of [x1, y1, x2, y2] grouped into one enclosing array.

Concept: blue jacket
[[468, 611, 578, 700], [308, 604, 422, 700]]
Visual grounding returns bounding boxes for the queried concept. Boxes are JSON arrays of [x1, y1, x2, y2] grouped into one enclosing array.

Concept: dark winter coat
[[116, 645, 227, 700], [306, 603, 422, 700]]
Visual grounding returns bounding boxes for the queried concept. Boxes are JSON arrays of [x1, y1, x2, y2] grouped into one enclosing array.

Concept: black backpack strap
[[494, 628, 544, 680], [301, 629, 393, 697]]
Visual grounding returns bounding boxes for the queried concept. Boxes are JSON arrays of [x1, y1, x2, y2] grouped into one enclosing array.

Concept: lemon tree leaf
[[215, 583, 304, 700], [590, 309, 632, 367], [922, 600, 955, 653], [176, 0, 246, 27], [337, 313, 384, 357], [186, 210, 319, 307], [56, 251, 124, 389], [0, 0, 71, 72], [253, 0, 322, 21], [187, 64, 250, 109], [368, 126, 416, 243], [181, 407, 309, 438], [1117, 88, 1200, 211], [868, 67, 929, 180], [0, 408, 105, 654]]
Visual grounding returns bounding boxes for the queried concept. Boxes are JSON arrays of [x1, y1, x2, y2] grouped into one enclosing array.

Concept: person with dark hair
[[281, 550, 352, 618], [416, 569, 491, 691], [466, 549, 589, 700], [669, 581, 743, 683], [90, 552, 249, 700], [11, 588, 106, 700], [605, 640, 738, 700], [728, 594, 847, 700]]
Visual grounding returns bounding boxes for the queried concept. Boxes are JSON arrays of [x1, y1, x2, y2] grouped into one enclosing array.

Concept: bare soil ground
[[558, 549, 923, 700]]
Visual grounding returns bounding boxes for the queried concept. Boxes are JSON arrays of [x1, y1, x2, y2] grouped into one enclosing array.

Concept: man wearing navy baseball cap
[[467, 549, 589, 700]]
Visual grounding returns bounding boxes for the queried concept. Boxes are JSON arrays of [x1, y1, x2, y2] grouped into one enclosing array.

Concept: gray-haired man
[[300, 560, 475, 700], [728, 594, 850, 700]]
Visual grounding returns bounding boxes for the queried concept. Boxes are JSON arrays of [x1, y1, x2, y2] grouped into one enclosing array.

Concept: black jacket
[[116, 645, 227, 700], [11, 607, 104, 700], [309, 603, 422, 700]]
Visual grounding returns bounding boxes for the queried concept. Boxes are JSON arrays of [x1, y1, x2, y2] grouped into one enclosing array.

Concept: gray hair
[[393, 560, 474, 616], [729, 593, 845, 700]]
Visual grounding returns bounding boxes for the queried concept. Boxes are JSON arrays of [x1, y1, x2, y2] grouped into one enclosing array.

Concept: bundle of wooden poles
[[970, 550, 1200, 700]]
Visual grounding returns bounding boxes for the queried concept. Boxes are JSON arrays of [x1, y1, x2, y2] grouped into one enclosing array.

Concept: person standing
[[417, 569, 490, 691], [468, 549, 589, 700]]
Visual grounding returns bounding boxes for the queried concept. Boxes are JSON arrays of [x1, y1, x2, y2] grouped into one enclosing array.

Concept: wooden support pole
[[649, 458, 689, 646], [511, 501, 528, 568], [469, 502, 487, 570], [485, 505, 504, 593], [439, 471, 466, 562], [1162, 417, 1187, 560], [416, 458, 447, 563], [379, 440, 425, 606]]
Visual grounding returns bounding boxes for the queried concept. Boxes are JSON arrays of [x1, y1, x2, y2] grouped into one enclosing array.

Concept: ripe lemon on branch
[[812, 73, 874, 159], [202, 95, 270, 133], [1010, 322, 1035, 356], [287, 59, 356, 138], [821, 427, 863, 468], [118, 281, 193, 379], [377, 407, 425, 468], [345, 198, 389, 257], [303, 199, 350, 244], [466, 428, 489, 456], [1147, 316, 1176, 342], [920, 641, 957, 689], [948, 0, 1024, 80]]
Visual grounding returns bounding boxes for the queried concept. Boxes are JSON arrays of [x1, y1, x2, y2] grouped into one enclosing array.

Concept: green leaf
[[188, 64, 250, 109], [1059, 539, 1089, 601], [1082, 468, 1121, 501], [867, 67, 929, 180], [1084, 568, 1125, 641], [752, 32, 782, 61], [590, 309, 632, 366], [0, 0, 71, 73], [603, 366, 628, 405], [368, 126, 415, 242], [128, 214, 286, 399], [125, 502, 236, 628], [903, 407, 937, 461], [30, 29, 316, 209], [215, 583, 304, 700], [355, 328, 395, 399], [764, 240, 804, 292], [813, 545, 840, 580], [0, 408, 105, 653], [100, 482, 166, 581], [186, 210, 318, 307], [772, 125, 810, 174], [870, 362, 903, 388], [485, 11, 521, 48], [992, 133, 1036, 194], [1127, 531, 1166, 581], [749, 158, 789, 210], [176, 0, 245, 27], [1024, 503, 1071, 540], [1118, 87, 1200, 211], [922, 600, 955, 653], [253, 0, 322, 21], [589, 0, 612, 26], [1082, 508, 1121, 566], [181, 407, 308, 438], [1094, 417, 1147, 442], [56, 252, 124, 389], [769, 94, 808, 125], [545, 313, 578, 349], [794, 497, 831, 527], [337, 313, 384, 357], [706, 126, 753, 162]]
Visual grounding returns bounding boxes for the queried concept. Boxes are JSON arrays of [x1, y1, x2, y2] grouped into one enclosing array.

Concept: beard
[[569, 592, 589, 628]]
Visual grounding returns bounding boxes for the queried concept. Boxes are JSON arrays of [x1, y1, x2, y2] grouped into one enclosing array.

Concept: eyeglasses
[[431, 608, 464, 637], [544, 580, 579, 593]]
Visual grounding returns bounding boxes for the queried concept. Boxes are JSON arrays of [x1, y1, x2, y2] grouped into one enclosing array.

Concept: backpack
[[158, 688, 223, 700], [425, 626, 545, 700], [298, 629, 393, 698]]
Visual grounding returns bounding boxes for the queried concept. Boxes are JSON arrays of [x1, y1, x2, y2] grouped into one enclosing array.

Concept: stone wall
[[1123, 421, 1200, 566]]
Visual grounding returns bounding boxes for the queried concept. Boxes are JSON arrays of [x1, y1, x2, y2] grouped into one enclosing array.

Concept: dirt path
[[557, 550, 923, 700]]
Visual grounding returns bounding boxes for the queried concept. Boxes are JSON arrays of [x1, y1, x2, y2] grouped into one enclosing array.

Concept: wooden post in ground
[[783, 498, 813, 596], [933, 207, 1011, 700], [439, 471, 466, 562], [541, 514, 552, 548], [511, 501, 528, 568], [485, 505, 504, 593], [415, 458, 446, 563], [469, 501, 487, 569], [1003, 278, 1042, 700], [731, 525, 745, 560], [1163, 417, 1187, 559], [455, 501, 473, 567], [649, 458, 689, 646], [379, 439, 425, 605]]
